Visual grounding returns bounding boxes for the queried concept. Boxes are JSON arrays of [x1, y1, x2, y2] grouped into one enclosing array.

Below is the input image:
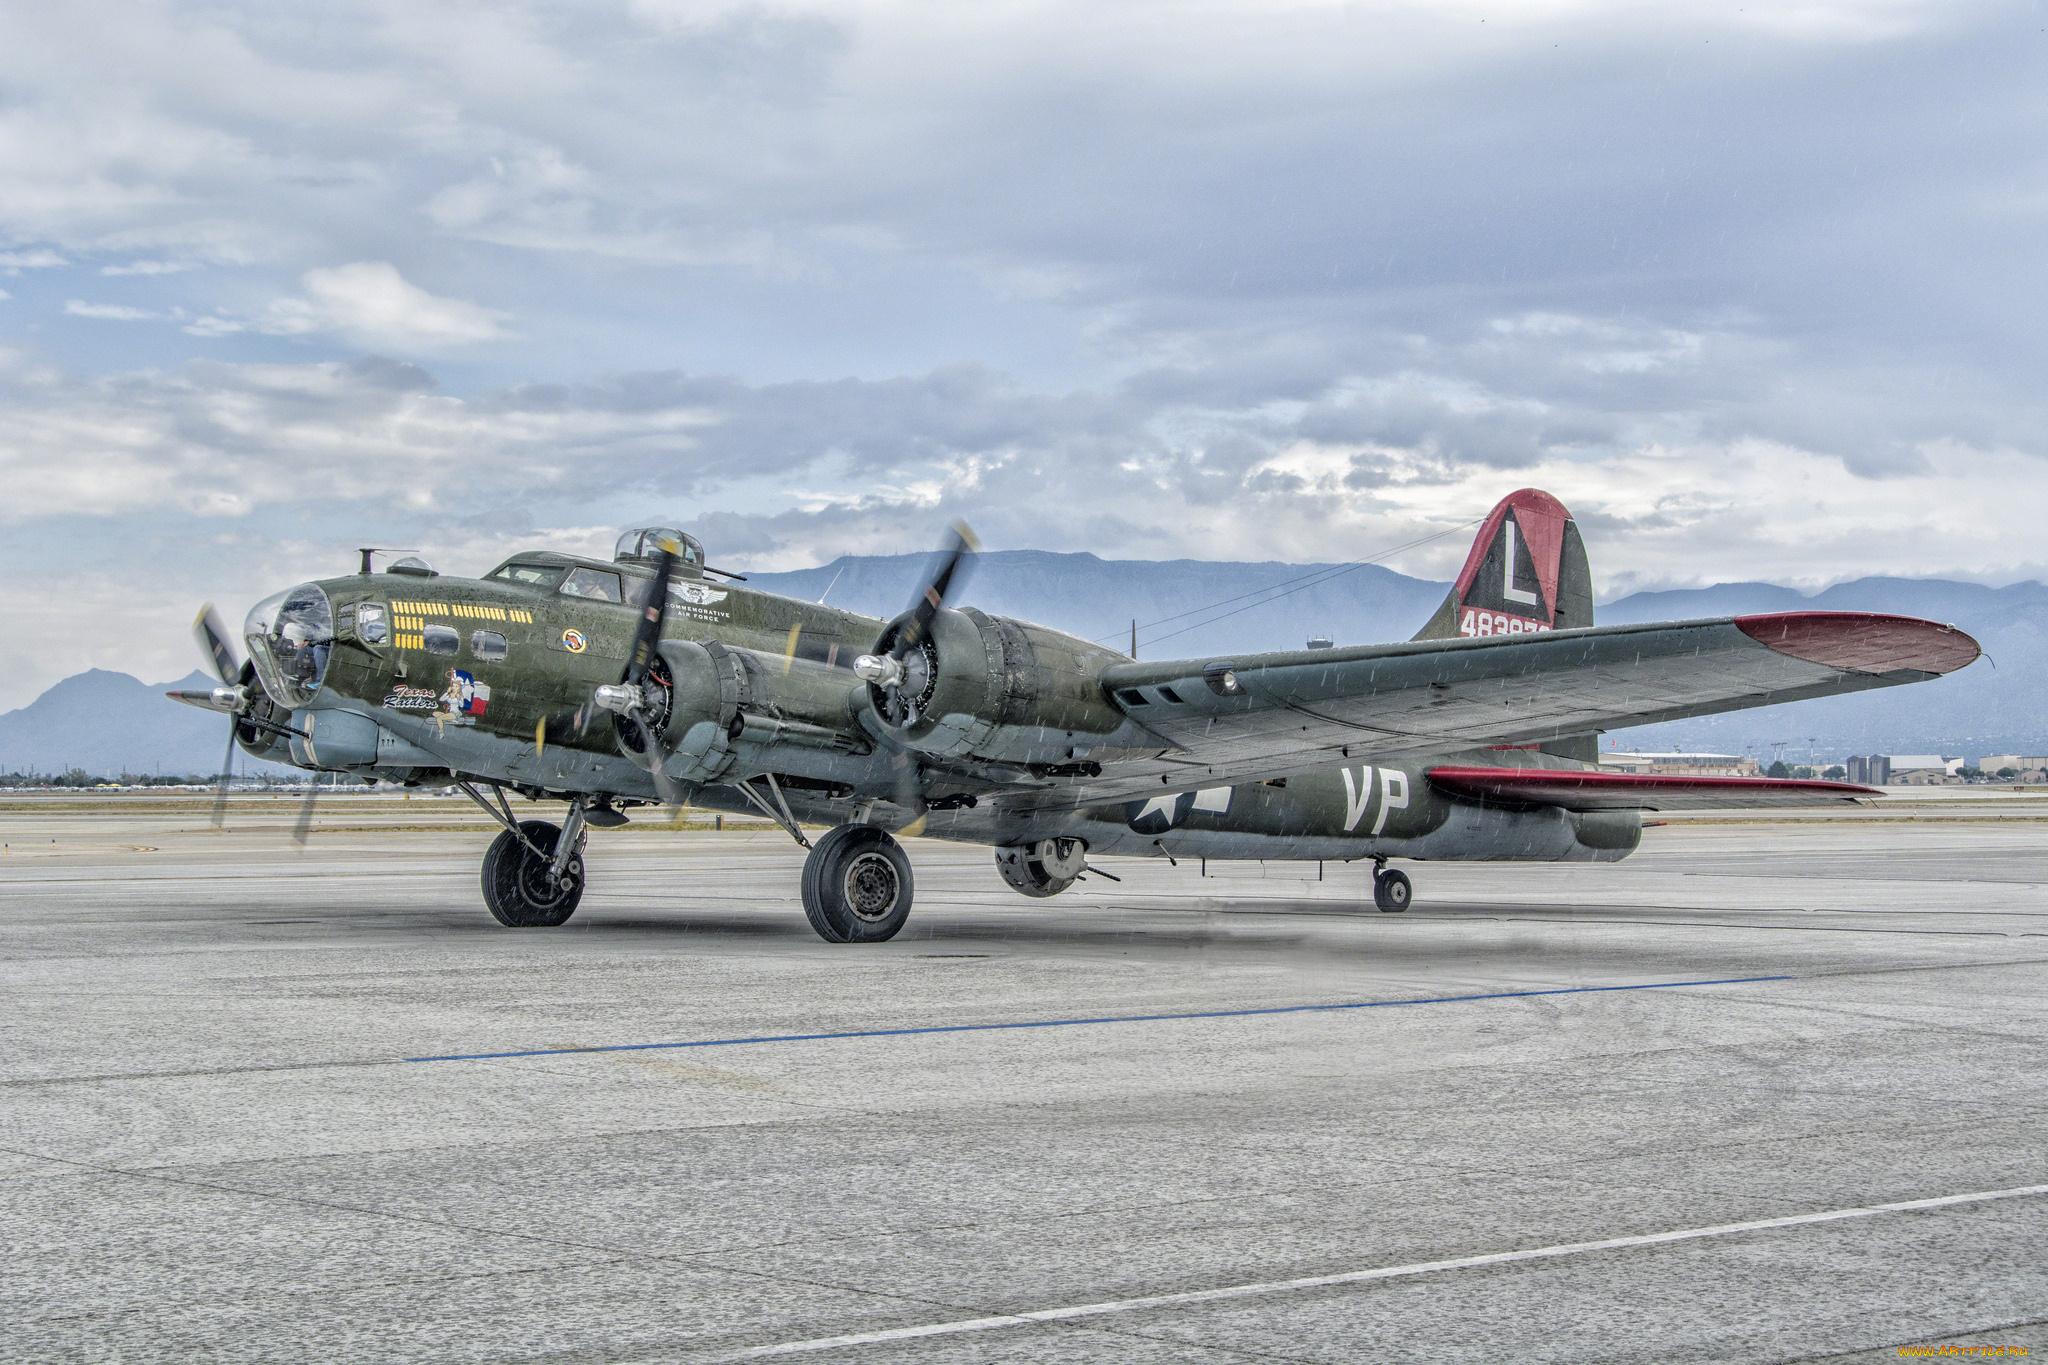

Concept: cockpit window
[[487, 562, 566, 589], [560, 567, 623, 602]]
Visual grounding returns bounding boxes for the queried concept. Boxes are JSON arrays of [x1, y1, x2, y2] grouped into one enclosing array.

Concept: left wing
[[995, 611, 1976, 812]]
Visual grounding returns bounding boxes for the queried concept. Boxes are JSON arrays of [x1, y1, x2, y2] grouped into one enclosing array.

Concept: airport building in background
[[1975, 755, 2048, 780], [1599, 752, 1762, 776], [1884, 755, 1965, 785]]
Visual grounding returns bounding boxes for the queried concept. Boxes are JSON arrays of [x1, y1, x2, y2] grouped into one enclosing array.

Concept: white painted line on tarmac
[[696, 1182, 2048, 1361]]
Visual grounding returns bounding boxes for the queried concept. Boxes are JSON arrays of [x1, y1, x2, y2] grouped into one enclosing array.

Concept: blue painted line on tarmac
[[404, 974, 1793, 1063]]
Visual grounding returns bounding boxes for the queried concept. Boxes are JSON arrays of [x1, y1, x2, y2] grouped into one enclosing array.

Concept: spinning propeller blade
[[892, 749, 927, 837], [210, 723, 236, 830], [292, 780, 319, 846], [615, 536, 686, 818], [193, 604, 241, 686], [192, 603, 249, 830], [624, 538, 677, 689], [893, 522, 977, 660]]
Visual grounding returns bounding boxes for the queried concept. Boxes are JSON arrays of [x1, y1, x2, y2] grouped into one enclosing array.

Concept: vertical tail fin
[[1413, 489, 1597, 761], [1412, 488, 1593, 642]]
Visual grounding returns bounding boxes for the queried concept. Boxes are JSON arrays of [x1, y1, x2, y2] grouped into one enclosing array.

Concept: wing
[[1425, 766, 1878, 811], [996, 611, 1977, 812]]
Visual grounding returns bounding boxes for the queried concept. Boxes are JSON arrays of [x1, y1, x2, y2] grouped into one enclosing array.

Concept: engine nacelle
[[867, 607, 1129, 765], [994, 837, 1088, 897], [651, 638, 868, 783], [647, 638, 748, 782]]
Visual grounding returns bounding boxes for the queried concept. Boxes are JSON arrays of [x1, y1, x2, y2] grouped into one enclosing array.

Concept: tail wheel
[[994, 837, 1086, 897], [1373, 867, 1412, 913], [801, 823, 914, 943], [481, 820, 584, 927]]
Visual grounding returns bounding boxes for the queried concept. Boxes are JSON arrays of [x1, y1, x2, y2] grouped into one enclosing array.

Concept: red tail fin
[[1413, 489, 1593, 641]]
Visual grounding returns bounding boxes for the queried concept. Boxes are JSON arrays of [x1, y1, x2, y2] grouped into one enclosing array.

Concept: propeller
[[594, 535, 687, 816], [173, 604, 320, 840], [186, 604, 246, 829], [854, 522, 978, 726], [852, 522, 979, 833]]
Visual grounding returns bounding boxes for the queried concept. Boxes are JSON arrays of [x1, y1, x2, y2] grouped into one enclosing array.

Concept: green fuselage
[[243, 551, 1632, 868]]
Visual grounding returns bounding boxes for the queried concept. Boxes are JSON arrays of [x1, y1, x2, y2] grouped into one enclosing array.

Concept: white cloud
[[101, 260, 198, 275], [257, 262, 512, 350], [64, 300, 160, 320], [0, 0, 2041, 705], [0, 249, 65, 273]]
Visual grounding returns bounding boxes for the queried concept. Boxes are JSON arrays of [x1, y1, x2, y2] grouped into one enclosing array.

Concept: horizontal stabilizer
[[1427, 766, 1879, 811]]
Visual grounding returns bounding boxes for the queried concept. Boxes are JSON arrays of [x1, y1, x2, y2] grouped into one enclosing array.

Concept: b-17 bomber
[[171, 490, 1981, 940]]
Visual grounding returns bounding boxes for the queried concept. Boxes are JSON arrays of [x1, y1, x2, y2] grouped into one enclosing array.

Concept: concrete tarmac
[[3, 791, 2045, 1363]]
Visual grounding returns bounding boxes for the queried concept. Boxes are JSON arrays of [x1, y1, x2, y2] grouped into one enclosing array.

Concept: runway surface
[[3, 791, 2045, 1363]]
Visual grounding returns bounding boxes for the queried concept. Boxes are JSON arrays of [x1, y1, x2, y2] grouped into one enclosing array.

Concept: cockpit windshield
[[613, 528, 705, 574], [244, 583, 334, 709], [486, 561, 567, 589]]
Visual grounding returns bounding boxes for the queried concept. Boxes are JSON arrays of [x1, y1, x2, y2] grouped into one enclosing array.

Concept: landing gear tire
[[1373, 867, 1412, 914], [481, 820, 584, 927], [801, 823, 913, 943], [994, 837, 1087, 898]]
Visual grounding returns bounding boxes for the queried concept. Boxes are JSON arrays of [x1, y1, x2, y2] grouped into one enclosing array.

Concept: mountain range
[[5, 553, 2034, 777]]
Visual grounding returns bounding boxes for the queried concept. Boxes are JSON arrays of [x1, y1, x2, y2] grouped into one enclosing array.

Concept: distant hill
[[4, 558, 2036, 773], [742, 550, 1449, 660], [0, 668, 294, 779]]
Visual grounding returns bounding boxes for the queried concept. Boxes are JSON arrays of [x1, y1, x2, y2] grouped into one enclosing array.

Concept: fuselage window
[[357, 603, 389, 645], [471, 630, 507, 661], [560, 568, 623, 603], [423, 624, 460, 656]]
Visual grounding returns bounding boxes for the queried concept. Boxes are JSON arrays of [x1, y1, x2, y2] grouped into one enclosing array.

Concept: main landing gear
[[801, 823, 913, 942], [463, 783, 587, 928], [1372, 857, 1411, 913]]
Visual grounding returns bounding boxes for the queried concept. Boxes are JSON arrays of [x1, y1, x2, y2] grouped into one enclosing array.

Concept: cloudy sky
[[3, 0, 2045, 706]]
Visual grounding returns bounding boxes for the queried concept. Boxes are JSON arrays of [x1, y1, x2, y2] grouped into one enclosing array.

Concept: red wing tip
[[1427, 766, 1881, 797], [1734, 611, 1981, 675]]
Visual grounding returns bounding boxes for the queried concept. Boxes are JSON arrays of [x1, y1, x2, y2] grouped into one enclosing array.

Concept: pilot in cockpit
[[279, 620, 330, 687]]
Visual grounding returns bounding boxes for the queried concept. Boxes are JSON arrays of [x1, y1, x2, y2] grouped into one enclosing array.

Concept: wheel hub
[[519, 846, 579, 908], [842, 850, 900, 921]]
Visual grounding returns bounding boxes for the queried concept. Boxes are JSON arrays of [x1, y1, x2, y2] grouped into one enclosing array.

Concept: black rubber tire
[[481, 820, 584, 927], [1373, 867, 1412, 913], [800, 824, 913, 943]]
